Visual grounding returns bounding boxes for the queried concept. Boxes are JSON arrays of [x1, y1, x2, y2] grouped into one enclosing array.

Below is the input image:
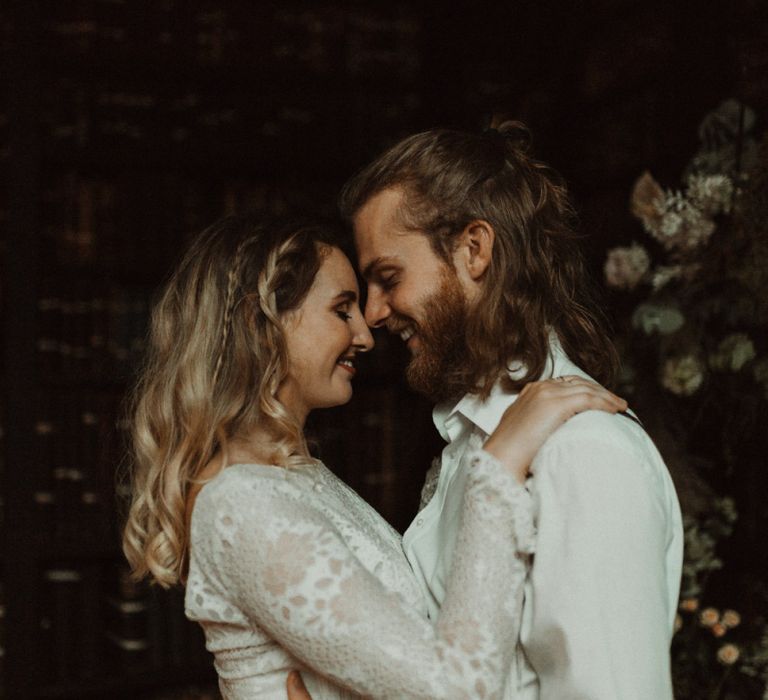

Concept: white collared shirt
[[403, 343, 684, 699]]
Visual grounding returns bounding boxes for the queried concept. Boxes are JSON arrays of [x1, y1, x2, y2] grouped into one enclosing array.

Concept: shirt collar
[[432, 336, 590, 441]]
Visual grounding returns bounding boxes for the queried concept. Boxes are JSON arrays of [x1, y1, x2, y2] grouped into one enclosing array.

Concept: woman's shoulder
[[189, 463, 331, 561], [203, 461, 316, 497], [188, 462, 348, 575], [194, 462, 320, 522]]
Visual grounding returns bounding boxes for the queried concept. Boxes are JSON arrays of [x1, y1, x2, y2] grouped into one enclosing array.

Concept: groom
[[292, 125, 684, 699]]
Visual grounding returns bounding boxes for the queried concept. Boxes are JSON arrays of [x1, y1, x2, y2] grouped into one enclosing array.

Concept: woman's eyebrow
[[333, 290, 358, 303]]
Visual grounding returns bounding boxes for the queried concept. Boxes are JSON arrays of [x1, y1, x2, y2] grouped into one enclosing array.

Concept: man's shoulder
[[532, 409, 665, 482], [550, 408, 645, 446]]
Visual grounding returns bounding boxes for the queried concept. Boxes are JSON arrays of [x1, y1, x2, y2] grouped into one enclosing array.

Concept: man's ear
[[456, 220, 495, 281]]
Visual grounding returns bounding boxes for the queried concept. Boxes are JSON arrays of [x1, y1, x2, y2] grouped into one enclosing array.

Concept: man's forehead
[[357, 187, 405, 222], [356, 228, 426, 277], [353, 188, 407, 241]]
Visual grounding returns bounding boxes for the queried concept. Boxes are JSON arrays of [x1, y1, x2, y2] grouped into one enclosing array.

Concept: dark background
[[2, 1, 767, 698]]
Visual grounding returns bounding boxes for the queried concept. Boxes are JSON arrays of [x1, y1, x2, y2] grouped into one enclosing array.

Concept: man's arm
[[523, 429, 678, 700]]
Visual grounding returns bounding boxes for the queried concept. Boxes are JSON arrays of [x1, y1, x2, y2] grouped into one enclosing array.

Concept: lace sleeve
[[200, 451, 534, 700], [418, 456, 441, 511]]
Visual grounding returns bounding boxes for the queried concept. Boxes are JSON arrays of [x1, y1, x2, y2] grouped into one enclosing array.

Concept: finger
[[561, 388, 628, 414], [550, 374, 585, 384], [528, 376, 598, 395], [551, 376, 600, 388], [287, 671, 312, 700], [545, 379, 626, 406], [545, 376, 596, 391], [557, 374, 580, 383], [576, 385, 627, 408], [541, 384, 624, 409]]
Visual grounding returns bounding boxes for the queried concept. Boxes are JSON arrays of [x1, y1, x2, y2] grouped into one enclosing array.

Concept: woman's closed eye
[[335, 305, 352, 321]]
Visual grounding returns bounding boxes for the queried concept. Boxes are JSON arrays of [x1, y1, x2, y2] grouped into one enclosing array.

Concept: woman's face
[[278, 246, 374, 424]]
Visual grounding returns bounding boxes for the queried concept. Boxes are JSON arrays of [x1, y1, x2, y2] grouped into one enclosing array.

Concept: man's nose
[[364, 290, 389, 328]]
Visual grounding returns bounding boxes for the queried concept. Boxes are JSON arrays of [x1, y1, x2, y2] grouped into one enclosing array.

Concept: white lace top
[[185, 446, 535, 700]]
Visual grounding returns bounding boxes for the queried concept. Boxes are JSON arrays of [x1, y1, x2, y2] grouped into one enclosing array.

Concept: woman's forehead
[[311, 247, 359, 297]]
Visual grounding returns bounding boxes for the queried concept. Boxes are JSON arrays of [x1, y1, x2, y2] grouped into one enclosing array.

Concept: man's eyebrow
[[333, 290, 358, 303], [361, 256, 399, 281]]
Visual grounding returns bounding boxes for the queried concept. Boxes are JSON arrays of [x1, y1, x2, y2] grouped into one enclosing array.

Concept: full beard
[[404, 270, 471, 403]]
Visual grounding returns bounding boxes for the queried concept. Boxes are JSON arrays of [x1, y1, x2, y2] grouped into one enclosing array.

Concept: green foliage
[[607, 101, 768, 699]]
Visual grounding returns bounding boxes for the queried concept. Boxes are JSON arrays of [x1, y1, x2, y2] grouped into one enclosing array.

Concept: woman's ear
[[455, 220, 495, 281]]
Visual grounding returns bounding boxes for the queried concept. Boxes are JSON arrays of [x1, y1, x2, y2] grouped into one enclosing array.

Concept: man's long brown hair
[[340, 122, 618, 398]]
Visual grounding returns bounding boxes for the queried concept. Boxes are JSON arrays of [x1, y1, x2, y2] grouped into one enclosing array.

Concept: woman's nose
[[353, 315, 375, 351]]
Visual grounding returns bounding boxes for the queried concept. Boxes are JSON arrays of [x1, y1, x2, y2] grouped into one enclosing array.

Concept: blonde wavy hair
[[340, 122, 619, 398], [122, 216, 338, 588]]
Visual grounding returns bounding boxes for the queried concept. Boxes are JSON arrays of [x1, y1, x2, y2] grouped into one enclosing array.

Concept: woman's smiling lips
[[337, 357, 356, 375]]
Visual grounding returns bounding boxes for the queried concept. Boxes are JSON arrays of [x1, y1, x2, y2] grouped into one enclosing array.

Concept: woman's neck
[[227, 431, 279, 465], [228, 421, 310, 465]]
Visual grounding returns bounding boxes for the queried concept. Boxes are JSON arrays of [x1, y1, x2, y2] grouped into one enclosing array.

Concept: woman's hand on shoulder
[[287, 671, 312, 700], [482, 376, 627, 482]]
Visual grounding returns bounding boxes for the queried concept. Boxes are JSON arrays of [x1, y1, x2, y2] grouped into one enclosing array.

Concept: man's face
[[354, 188, 470, 401]]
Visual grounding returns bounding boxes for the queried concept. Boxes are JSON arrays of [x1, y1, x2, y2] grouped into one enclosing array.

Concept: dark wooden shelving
[[1, 2, 435, 698], [33, 662, 216, 699]]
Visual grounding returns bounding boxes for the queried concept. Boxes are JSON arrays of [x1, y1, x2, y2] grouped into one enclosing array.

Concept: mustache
[[385, 315, 417, 335]]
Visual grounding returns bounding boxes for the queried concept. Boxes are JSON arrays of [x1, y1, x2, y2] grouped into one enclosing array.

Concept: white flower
[[722, 609, 741, 629], [642, 190, 716, 252], [717, 643, 740, 665], [632, 303, 685, 336], [686, 174, 733, 216], [604, 243, 650, 290], [674, 205, 715, 250], [711, 622, 727, 638], [700, 607, 720, 627], [650, 265, 684, 291], [710, 333, 756, 372], [661, 355, 705, 396], [659, 210, 683, 238]]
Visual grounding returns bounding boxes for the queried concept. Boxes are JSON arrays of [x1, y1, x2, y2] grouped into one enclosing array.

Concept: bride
[[122, 215, 627, 699]]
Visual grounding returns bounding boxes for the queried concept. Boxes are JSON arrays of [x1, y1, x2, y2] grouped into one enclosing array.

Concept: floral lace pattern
[[186, 451, 534, 700], [418, 456, 442, 511]]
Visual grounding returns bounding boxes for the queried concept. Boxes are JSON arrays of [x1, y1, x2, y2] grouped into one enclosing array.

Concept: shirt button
[[416, 518, 424, 526]]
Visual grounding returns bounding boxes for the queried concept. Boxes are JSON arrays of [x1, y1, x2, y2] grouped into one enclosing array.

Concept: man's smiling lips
[[385, 320, 419, 351], [397, 326, 420, 352]]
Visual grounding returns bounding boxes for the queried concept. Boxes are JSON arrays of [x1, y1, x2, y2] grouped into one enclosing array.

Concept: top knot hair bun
[[490, 119, 532, 154]]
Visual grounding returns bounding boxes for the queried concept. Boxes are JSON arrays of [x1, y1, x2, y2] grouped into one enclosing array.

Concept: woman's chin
[[315, 387, 354, 411], [335, 386, 354, 406]]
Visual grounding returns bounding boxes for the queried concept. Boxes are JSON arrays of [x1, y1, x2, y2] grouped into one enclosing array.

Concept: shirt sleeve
[[198, 451, 534, 700], [523, 436, 676, 700]]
